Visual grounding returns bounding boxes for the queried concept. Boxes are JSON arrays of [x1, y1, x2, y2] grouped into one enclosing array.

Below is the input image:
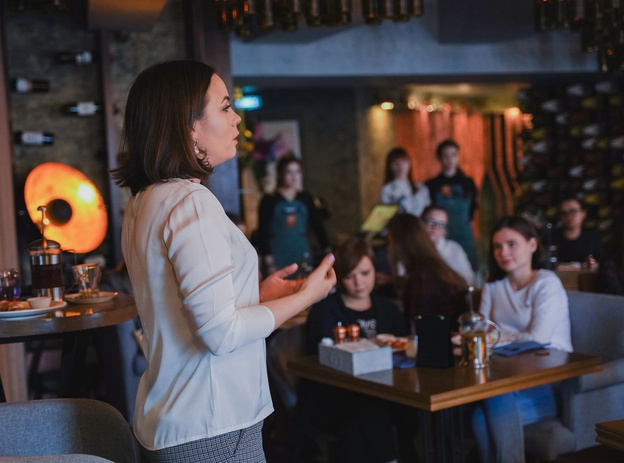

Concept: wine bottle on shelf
[[14, 131, 54, 146], [9, 78, 50, 93], [55, 50, 96, 65], [305, 0, 322, 26], [64, 101, 101, 116], [595, 80, 622, 94], [566, 83, 594, 98], [541, 98, 567, 113], [534, 0, 552, 32], [554, 0, 569, 28], [361, 0, 381, 24], [566, 0, 583, 31]]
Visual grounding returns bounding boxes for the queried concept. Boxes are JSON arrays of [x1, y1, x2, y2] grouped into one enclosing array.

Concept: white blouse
[[380, 179, 431, 217], [122, 179, 275, 450]]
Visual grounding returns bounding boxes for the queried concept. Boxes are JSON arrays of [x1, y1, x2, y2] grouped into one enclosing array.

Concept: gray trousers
[[140, 421, 266, 463]]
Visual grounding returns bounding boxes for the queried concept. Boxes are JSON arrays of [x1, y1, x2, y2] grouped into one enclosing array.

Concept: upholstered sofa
[[524, 290, 624, 461]]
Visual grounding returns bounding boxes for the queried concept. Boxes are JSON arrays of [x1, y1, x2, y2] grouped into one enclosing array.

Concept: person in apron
[[426, 139, 479, 270], [257, 154, 331, 277]]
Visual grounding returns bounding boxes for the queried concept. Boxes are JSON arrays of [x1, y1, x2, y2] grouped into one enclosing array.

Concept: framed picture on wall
[[252, 120, 301, 193]]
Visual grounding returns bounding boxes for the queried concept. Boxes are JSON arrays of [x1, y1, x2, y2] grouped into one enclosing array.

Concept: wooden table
[[0, 294, 137, 409], [555, 267, 599, 292], [596, 419, 624, 453], [289, 351, 602, 462]]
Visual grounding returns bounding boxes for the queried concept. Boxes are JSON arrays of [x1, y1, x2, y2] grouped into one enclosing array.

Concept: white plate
[[0, 300, 68, 319], [65, 292, 118, 304]]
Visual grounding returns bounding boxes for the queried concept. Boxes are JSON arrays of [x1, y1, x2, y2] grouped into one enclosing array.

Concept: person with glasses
[[422, 205, 475, 285], [551, 197, 605, 265]]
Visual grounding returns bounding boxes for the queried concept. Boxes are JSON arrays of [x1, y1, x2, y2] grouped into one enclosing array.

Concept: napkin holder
[[319, 338, 392, 375], [416, 315, 454, 369]]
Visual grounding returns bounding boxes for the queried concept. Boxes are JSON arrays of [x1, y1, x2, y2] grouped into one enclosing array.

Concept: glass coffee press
[[28, 206, 64, 301]]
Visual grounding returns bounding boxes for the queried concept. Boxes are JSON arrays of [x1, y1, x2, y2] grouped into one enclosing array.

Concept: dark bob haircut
[[435, 139, 459, 160], [276, 154, 302, 189], [111, 60, 216, 195], [487, 215, 544, 282]]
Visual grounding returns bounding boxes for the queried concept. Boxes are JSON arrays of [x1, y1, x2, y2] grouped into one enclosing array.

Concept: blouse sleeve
[[164, 190, 275, 355]]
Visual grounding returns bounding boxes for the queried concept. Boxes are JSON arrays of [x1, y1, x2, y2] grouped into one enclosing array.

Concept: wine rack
[[516, 78, 624, 250]]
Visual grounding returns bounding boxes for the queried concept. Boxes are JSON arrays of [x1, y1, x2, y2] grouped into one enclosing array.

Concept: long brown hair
[[383, 147, 417, 194], [110, 60, 216, 195], [487, 215, 544, 282], [387, 213, 466, 290]]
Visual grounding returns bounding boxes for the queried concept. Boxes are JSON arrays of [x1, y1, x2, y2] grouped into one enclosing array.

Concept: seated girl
[[473, 215, 572, 463], [302, 237, 407, 463], [305, 237, 406, 351]]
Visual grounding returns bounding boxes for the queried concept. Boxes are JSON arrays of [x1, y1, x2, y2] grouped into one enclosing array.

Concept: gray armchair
[[0, 398, 138, 463], [524, 290, 624, 461]]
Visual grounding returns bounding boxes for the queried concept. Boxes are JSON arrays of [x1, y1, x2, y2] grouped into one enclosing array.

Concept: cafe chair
[[524, 291, 624, 462], [266, 324, 339, 462], [0, 398, 138, 463]]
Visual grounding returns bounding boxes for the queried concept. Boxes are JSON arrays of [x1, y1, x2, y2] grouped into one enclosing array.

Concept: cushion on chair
[[524, 419, 576, 462], [568, 291, 624, 362], [0, 399, 137, 463], [562, 358, 624, 394]]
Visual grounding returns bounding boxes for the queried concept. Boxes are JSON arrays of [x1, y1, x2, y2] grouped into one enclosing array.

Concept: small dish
[[27, 296, 52, 309], [0, 300, 67, 319], [65, 291, 118, 304]]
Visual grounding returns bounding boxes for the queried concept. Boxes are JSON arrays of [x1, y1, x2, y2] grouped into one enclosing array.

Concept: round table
[[0, 293, 137, 343], [0, 293, 138, 414]]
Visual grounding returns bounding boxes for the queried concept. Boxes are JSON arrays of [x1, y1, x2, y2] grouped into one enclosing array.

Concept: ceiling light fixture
[[214, 0, 424, 36], [534, 0, 624, 72]]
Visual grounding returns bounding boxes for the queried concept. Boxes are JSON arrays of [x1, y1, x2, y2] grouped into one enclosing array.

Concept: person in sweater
[[426, 139, 479, 270], [380, 147, 431, 217], [472, 215, 572, 463]]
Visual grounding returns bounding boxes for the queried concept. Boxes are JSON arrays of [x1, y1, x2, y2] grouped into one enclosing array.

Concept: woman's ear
[[528, 237, 538, 253]]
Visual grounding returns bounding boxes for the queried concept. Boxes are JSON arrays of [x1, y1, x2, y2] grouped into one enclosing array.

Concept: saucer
[[0, 300, 67, 319], [65, 292, 118, 304]]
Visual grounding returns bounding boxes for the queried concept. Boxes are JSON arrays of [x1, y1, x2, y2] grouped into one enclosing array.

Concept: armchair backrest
[[568, 290, 624, 362], [0, 398, 137, 462]]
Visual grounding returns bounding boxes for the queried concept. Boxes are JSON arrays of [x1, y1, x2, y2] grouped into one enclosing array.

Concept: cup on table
[[72, 263, 102, 298], [0, 268, 21, 301]]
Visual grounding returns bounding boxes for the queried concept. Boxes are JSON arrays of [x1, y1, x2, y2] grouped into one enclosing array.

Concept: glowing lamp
[[24, 162, 108, 254]]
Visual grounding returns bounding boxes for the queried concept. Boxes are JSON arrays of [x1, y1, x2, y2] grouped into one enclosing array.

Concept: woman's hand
[[259, 263, 303, 303], [298, 254, 337, 306], [261, 254, 336, 330]]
